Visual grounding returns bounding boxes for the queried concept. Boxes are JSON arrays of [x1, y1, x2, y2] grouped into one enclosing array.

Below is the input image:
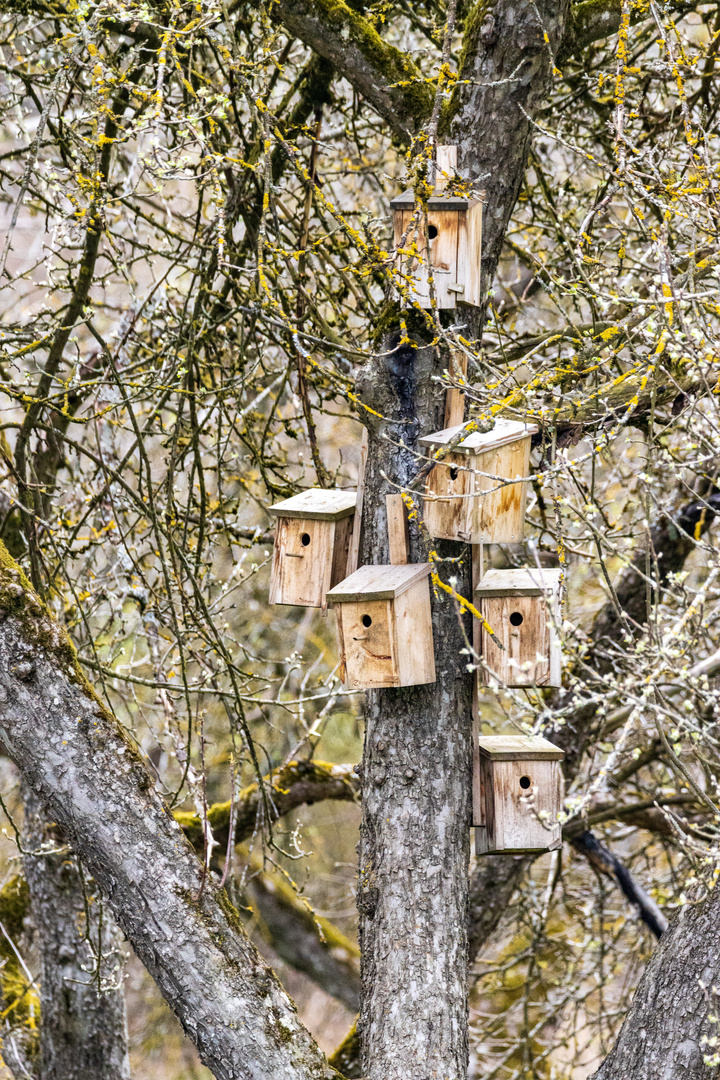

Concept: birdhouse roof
[[419, 418, 539, 455], [390, 189, 470, 211], [268, 489, 357, 521], [474, 567, 563, 598], [478, 735, 564, 761], [327, 563, 431, 603]]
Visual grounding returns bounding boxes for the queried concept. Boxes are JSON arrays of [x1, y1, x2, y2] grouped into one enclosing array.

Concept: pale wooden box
[[391, 189, 482, 310], [475, 735, 564, 855], [327, 564, 436, 690], [269, 489, 356, 611], [475, 567, 562, 688], [418, 419, 538, 544]]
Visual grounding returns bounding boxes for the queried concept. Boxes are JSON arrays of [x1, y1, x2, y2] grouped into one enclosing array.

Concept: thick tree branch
[[558, 0, 694, 62], [22, 785, 132, 1080], [247, 865, 360, 1012], [570, 830, 668, 939], [0, 548, 338, 1080], [591, 881, 720, 1080], [268, 0, 433, 140], [176, 761, 359, 855]]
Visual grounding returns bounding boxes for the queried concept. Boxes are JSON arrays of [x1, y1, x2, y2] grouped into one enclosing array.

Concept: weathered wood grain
[[386, 493, 410, 565]]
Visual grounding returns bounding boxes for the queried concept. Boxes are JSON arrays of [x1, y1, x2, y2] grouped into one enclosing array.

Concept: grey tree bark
[[0, 559, 337, 1080], [354, 6, 571, 1079], [22, 786, 131, 1080], [591, 884, 720, 1080]]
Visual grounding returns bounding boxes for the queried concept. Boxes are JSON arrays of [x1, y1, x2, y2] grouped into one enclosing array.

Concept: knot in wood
[[480, 13, 497, 45], [403, 767, 416, 782], [357, 885, 378, 917], [13, 660, 35, 681], [376, 739, 387, 753]]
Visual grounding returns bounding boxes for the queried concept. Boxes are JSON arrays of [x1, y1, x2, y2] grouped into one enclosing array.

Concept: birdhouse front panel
[[393, 203, 465, 309], [422, 451, 473, 540], [268, 489, 356, 610], [475, 736, 564, 854], [419, 419, 538, 544], [327, 564, 435, 690], [335, 598, 396, 689], [476, 568, 562, 688]]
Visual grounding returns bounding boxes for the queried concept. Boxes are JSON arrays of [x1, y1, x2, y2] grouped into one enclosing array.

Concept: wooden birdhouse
[[269, 489, 357, 611], [418, 419, 538, 544], [475, 568, 563, 688], [326, 564, 435, 690], [391, 146, 482, 310], [475, 735, 564, 855]]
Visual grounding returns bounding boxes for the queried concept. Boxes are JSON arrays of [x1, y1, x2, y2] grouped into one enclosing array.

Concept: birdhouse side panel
[[480, 595, 552, 687], [549, 596, 562, 686], [392, 578, 436, 687], [423, 452, 474, 542], [472, 436, 531, 544], [490, 758, 562, 852], [474, 756, 494, 853], [461, 200, 483, 307], [269, 517, 335, 608], [329, 513, 354, 590], [339, 599, 398, 689]]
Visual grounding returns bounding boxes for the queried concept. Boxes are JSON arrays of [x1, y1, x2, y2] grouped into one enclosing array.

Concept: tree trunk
[[592, 885, 720, 1080], [355, 5, 570, 1078], [356, 341, 474, 1080], [23, 786, 131, 1080], [0, 561, 336, 1080]]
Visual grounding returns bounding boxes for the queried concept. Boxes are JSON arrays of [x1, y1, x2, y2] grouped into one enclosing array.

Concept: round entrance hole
[[362, 614, 373, 628], [301, 533, 311, 546], [509, 611, 524, 626], [449, 466, 459, 481], [428, 224, 438, 240], [519, 776, 531, 790]]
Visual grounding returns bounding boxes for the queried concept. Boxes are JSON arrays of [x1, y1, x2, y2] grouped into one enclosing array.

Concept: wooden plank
[[480, 594, 554, 688], [346, 428, 368, 577], [475, 567, 562, 598], [489, 758, 563, 852], [428, 209, 459, 309], [422, 452, 473, 543], [393, 578, 436, 687], [418, 417, 539, 453], [269, 517, 335, 608], [471, 436, 531, 545], [463, 199, 483, 308], [471, 543, 483, 828], [477, 736, 564, 761], [444, 351, 468, 429], [340, 600, 398, 689], [269, 489, 356, 521], [435, 145, 457, 192], [386, 493, 410, 565], [327, 562, 431, 604], [326, 513, 354, 619]]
